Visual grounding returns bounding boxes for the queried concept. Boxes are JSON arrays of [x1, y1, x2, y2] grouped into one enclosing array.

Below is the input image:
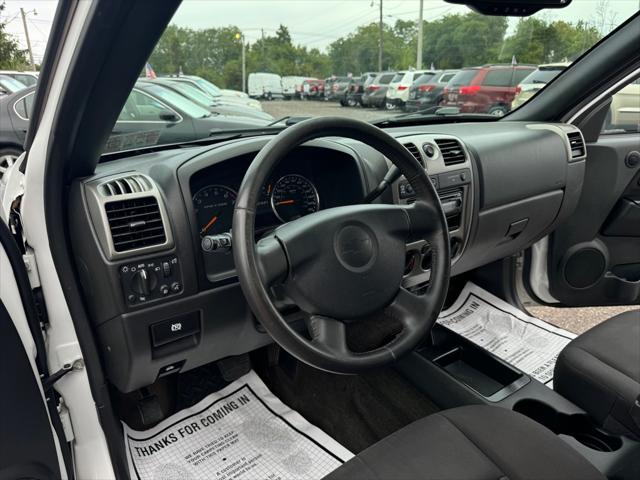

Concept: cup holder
[[513, 399, 622, 452]]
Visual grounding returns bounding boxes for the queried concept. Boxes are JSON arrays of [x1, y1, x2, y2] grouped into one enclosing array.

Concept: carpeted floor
[[255, 352, 439, 453]]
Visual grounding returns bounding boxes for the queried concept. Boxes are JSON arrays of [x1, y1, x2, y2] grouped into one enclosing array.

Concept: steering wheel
[[233, 117, 450, 373]]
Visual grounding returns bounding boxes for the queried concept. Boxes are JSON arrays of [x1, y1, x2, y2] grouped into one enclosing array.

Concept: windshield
[[193, 78, 222, 97], [165, 80, 216, 106], [520, 68, 566, 85], [98, 0, 637, 153], [0, 75, 27, 93], [142, 84, 211, 118]]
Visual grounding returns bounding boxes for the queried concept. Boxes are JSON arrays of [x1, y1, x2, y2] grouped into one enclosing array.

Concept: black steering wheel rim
[[233, 117, 450, 373]]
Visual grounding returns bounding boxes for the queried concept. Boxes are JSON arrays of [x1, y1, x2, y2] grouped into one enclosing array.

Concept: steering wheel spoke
[[401, 200, 442, 241], [256, 235, 289, 286], [385, 287, 433, 331], [307, 315, 349, 355]]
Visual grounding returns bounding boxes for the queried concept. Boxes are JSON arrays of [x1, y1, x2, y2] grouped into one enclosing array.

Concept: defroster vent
[[105, 196, 166, 252]]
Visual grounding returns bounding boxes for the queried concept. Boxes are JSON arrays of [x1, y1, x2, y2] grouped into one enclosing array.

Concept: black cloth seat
[[554, 309, 640, 439], [324, 405, 604, 480]]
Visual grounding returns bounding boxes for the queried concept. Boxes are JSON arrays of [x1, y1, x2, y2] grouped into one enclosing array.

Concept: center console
[[398, 325, 640, 479], [392, 134, 474, 289]]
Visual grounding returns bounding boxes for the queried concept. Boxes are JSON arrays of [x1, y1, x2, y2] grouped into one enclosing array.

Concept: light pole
[[20, 8, 37, 70], [235, 32, 246, 93], [371, 0, 383, 71], [417, 0, 424, 69]]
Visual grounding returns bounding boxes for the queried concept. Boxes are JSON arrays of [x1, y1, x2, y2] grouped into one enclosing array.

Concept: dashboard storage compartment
[[513, 399, 623, 452], [419, 325, 528, 401]]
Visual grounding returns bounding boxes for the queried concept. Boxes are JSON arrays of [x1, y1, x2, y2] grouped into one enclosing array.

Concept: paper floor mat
[[437, 283, 576, 387], [124, 370, 353, 480]]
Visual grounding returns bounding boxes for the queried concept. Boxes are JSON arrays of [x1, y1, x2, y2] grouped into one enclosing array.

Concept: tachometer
[[193, 185, 237, 236], [271, 174, 319, 222]]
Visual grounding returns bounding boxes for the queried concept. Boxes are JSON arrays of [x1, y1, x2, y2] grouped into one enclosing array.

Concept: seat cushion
[[554, 310, 640, 439], [324, 405, 604, 480]]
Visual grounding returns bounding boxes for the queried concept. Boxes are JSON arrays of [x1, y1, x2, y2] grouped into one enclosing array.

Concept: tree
[[420, 13, 508, 69], [0, 2, 29, 70]]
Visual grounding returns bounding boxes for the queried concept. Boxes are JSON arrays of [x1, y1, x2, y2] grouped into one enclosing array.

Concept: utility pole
[[416, 0, 424, 69], [378, 0, 383, 71], [241, 39, 246, 93], [20, 8, 36, 70]]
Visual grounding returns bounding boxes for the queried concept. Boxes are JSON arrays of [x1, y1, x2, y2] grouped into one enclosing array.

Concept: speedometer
[[193, 185, 237, 237], [271, 174, 319, 222]]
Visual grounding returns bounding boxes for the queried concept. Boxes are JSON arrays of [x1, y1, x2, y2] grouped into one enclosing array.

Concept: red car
[[441, 64, 536, 116], [301, 78, 325, 100]]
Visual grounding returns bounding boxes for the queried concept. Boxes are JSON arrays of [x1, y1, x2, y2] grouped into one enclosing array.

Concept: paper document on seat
[[124, 370, 353, 480], [438, 283, 575, 386]]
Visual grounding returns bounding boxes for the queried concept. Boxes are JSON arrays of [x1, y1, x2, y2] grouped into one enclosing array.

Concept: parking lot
[[262, 100, 402, 123]]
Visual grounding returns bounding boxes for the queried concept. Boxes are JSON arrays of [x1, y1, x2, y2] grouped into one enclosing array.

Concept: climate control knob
[[130, 268, 158, 296]]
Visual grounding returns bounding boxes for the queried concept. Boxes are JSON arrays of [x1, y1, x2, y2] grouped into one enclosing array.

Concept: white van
[[281, 76, 306, 99], [248, 72, 283, 100]]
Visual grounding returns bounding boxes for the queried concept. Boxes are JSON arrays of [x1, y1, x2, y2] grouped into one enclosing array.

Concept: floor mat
[[437, 283, 576, 387], [257, 358, 439, 453], [123, 370, 353, 480]]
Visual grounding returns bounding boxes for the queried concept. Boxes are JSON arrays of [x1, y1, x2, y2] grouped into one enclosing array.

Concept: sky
[[2, 0, 638, 64]]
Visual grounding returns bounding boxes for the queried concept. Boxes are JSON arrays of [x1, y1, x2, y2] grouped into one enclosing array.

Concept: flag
[[145, 63, 157, 79], [511, 55, 518, 66]]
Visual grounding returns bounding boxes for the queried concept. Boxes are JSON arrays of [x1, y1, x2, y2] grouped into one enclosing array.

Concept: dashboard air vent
[[100, 175, 152, 196], [403, 143, 425, 167], [567, 132, 585, 158], [105, 197, 166, 252], [435, 138, 466, 165]]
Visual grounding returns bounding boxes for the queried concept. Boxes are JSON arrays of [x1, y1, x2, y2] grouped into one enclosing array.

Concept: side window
[[513, 69, 535, 85], [440, 73, 455, 84], [13, 93, 34, 120], [482, 70, 512, 87], [118, 90, 170, 122], [602, 77, 640, 134]]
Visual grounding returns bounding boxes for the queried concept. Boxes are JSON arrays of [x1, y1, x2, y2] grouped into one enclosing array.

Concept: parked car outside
[[0, 75, 27, 96], [247, 72, 284, 100], [324, 76, 351, 101], [441, 64, 536, 116], [341, 72, 377, 107], [145, 78, 274, 121], [404, 70, 459, 112], [385, 70, 431, 110], [168, 75, 263, 110], [0, 84, 271, 161], [361, 72, 396, 108], [0, 70, 38, 87], [301, 78, 325, 100], [512, 62, 570, 109], [281, 76, 307, 100], [605, 78, 640, 132]]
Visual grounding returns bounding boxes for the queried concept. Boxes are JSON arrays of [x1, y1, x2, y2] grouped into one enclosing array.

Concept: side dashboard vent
[[435, 138, 466, 165], [403, 143, 425, 167], [567, 132, 585, 158], [105, 197, 166, 252], [100, 175, 152, 196]]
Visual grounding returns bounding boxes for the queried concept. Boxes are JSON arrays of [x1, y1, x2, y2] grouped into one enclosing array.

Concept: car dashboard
[[69, 121, 586, 392]]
